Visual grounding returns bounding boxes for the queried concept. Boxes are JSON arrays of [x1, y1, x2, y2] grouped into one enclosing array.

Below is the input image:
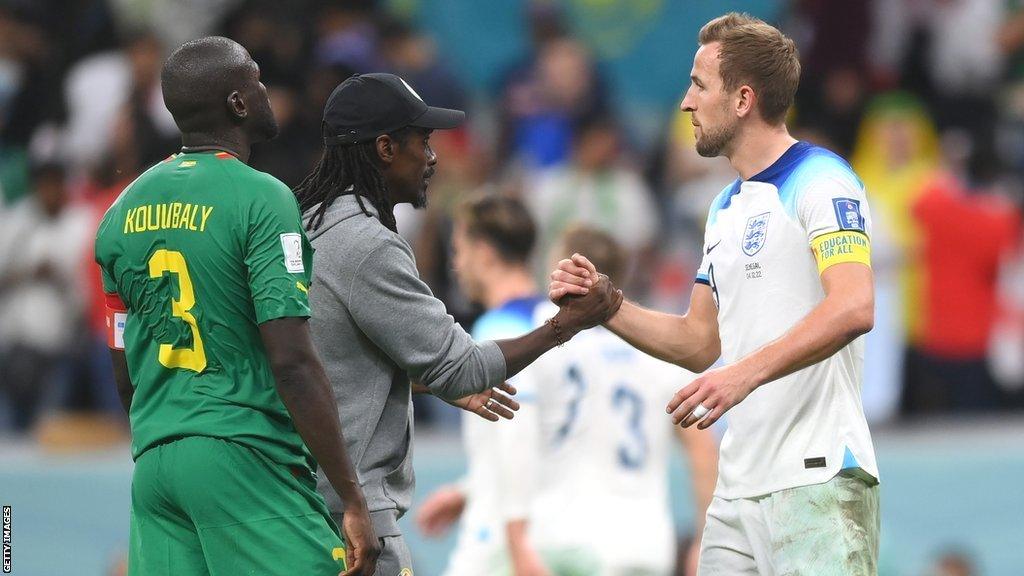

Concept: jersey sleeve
[[94, 210, 121, 294], [99, 261, 118, 294], [797, 171, 873, 274], [243, 178, 313, 323], [695, 247, 712, 286], [695, 221, 717, 286]]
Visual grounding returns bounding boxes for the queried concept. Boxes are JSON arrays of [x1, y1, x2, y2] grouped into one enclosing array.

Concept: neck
[[482, 264, 537, 310], [180, 130, 251, 163], [726, 122, 798, 180]]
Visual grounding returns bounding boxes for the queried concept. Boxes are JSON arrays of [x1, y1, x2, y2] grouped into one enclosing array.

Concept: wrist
[[734, 355, 767, 392], [548, 313, 580, 344], [337, 482, 368, 510]]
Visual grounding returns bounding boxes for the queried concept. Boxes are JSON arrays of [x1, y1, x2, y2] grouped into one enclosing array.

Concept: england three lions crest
[[742, 212, 770, 256]]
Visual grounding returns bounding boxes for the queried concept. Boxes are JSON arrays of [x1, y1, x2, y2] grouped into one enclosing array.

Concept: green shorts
[[129, 436, 346, 576]]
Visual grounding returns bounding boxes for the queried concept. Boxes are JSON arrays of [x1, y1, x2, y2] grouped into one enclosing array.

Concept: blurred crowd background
[[1, 1, 1023, 575]]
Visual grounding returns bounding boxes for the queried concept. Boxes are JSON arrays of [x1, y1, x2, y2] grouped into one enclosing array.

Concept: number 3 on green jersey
[[148, 249, 206, 372]]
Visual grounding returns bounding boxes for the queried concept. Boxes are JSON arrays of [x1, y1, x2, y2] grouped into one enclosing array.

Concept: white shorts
[[698, 471, 880, 576], [443, 538, 503, 576]]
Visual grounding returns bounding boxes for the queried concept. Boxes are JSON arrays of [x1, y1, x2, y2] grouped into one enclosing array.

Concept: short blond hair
[[698, 12, 800, 125]]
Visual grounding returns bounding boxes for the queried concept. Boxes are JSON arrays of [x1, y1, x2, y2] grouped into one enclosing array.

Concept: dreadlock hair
[[294, 128, 411, 233]]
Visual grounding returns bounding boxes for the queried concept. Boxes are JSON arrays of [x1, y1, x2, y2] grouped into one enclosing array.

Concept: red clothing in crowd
[[81, 177, 135, 335], [913, 174, 1021, 359]]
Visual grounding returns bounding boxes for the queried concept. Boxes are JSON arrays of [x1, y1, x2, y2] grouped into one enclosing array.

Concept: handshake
[[546, 253, 624, 339]]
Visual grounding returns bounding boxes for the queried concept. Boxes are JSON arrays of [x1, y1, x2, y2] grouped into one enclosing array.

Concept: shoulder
[[96, 161, 165, 241], [226, 161, 295, 205], [473, 297, 544, 340], [787, 145, 863, 196], [340, 226, 414, 280], [775, 145, 865, 218]]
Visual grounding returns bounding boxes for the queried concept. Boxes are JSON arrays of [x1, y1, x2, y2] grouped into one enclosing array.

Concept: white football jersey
[[525, 302, 697, 574], [446, 297, 547, 576], [445, 298, 698, 576], [695, 141, 879, 499]]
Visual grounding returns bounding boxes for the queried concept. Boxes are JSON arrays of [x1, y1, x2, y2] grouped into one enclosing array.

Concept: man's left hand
[[666, 363, 759, 429], [448, 381, 520, 421]]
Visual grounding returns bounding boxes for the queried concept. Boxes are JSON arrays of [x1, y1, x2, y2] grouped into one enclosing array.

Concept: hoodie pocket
[[381, 421, 415, 512]]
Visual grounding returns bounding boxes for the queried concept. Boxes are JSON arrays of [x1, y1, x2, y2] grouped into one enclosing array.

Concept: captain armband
[[104, 292, 128, 350], [811, 231, 871, 274]]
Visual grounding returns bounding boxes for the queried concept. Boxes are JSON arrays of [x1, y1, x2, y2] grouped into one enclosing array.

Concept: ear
[[477, 239, 501, 265], [227, 90, 247, 120], [735, 85, 755, 119], [375, 134, 396, 165]]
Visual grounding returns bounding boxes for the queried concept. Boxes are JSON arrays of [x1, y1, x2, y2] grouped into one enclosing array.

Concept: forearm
[[606, 301, 719, 372], [736, 295, 872, 390], [506, 519, 538, 569], [411, 381, 430, 395], [275, 362, 367, 509], [494, 318, 569, 378]]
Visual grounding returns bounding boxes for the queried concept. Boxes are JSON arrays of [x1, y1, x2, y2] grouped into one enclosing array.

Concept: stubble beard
[[412, 190, 428, 209], [695, 119, 737, 158]]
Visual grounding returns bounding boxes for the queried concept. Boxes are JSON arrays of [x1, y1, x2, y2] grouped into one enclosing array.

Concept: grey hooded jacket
[[305, 193, 507, 537]]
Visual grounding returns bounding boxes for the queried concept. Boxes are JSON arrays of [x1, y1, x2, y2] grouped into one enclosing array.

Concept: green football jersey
[[95, 150, 315, 470]]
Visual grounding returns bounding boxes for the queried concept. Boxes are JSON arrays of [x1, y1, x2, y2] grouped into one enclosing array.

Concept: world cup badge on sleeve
[[832, 198, 865, 232], [742, 212, 771, 256]]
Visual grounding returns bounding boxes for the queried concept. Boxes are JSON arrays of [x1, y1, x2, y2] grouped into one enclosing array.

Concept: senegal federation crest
[[742, 212, 771, 256]]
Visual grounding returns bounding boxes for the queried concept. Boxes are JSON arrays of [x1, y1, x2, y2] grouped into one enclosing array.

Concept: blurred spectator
[[788, 0, 872, 156], [109, 0, 241, 51], [314, 0, 384, 72], [0, 161, 91, 432], [871, 0, 1004, 168], [221, 1, 307, 87], [524, 114, 657, 291], [498, 33, 610, 170], [250, 84, 318, 187], [63, 29, 176, 174], [902, 170, 1021, 413], [379, 18, 468, 113], [851, 93, 940, 417], [996, 1, 1024, 176], [645, 108, 734, 313], [990, 223, 1024, 397], [0, 4, 61, 150], [0, 5, 58, 205]]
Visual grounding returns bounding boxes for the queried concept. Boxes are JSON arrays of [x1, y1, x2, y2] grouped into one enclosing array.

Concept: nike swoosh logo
[[706, 240, 721, 255]]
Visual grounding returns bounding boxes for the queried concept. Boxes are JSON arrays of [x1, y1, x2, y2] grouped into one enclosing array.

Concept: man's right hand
[[340, 504, 381, 576], [551, 254, 623, 332], [549, 253, 600, 302]]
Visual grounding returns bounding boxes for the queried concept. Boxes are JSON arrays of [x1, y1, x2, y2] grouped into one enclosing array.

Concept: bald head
[[161, 36, 277, 139]]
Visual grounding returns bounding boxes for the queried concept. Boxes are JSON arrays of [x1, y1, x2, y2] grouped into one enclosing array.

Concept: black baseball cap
[[322, 73, 466, 146]]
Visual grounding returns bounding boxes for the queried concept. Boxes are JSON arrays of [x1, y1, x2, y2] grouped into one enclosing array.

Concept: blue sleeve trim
[[694, 275, 710, 286]]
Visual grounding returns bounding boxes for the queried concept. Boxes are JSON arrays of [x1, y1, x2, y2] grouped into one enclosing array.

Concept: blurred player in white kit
[[417, 194, 717, 576]]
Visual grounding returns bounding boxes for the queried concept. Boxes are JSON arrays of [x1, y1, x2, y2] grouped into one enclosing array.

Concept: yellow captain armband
[[811, 231, 871, 274]]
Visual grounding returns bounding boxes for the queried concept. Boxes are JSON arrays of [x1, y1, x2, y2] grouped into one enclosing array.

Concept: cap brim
[[410, 106, 466, 130]]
